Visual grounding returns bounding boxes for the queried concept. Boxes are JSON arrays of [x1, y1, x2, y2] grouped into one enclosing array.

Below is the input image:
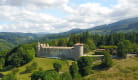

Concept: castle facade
[[37, 42, 83, 60]]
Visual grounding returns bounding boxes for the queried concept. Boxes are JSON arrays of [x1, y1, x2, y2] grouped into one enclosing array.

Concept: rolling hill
[[88, 17, 138, 34], [0, 17, 138, 51], [0, 32, 44, 51], [59, 17, 138, 34]]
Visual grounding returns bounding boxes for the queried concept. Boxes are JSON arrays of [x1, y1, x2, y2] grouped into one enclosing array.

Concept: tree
[[31, 71, 45, 80], [60, 72, 72, 80], [5, 43, 35, 67], [53, 62, 62, 72], [117, 40, 132, 58], [58, 38, 67, 46], [84, 44, 90, 53], [31, 70, 60, 80], [101, 51, 113, 68], [69, 62, 79, 78], [86, 38, 96, 50], [77, 57, 93, 76], [44, 70, 60, 80]]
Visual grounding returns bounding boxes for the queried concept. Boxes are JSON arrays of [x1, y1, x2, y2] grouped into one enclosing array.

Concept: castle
[[37, 42, 84, 60]]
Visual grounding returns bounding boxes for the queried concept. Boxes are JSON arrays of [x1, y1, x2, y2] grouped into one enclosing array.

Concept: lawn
[[1, 57, 138, 80], [84, 57, 138, 80], [1, 58, 73, 80]]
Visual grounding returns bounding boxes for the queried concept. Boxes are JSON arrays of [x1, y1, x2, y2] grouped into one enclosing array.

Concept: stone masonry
[[37, 42, 83, 60]]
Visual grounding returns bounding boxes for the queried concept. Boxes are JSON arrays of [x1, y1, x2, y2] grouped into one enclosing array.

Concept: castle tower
[[37, 41, 41, 57], [73, 43, 83, 59]]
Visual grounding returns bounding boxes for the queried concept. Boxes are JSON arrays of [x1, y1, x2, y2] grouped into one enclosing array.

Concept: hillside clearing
[[1, 58, 73, 80]]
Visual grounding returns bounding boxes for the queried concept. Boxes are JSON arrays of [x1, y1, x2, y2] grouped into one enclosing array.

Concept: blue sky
[[0, 0, 137, 33], [46, 0, 118, 18], [69, 0, 117, 7]]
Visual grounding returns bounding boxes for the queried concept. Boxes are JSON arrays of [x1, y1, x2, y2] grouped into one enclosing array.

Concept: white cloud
[[0, 0, 69, 8], [0, 0, 138, 33]]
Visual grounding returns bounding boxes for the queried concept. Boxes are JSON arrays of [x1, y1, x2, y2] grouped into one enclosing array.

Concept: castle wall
[[37, 43, 83, 60]]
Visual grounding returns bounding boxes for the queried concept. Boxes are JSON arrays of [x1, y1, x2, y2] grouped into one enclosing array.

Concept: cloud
[[0, 0, 69, 8], [0, 0, 138, 33]]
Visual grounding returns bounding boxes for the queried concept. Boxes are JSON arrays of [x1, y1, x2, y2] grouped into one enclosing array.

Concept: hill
[[56, 17, 138, 35], [84, 58, 138, 80], [1, 58, 73, 80], [0, 17, 138, 50], [0, 32, 44, 51], [1, 57, 138, 80], [88, 17, 138, 34]]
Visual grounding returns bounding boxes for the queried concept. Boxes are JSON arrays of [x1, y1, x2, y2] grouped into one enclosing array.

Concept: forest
[[0, 32, 138, 80]]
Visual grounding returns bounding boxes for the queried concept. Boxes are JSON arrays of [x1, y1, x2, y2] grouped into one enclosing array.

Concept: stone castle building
[[37, 42, 84, 60]]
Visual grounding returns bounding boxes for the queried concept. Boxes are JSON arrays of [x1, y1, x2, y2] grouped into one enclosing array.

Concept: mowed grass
[[1, 58, 73, 80], [2, 57, 138, 80], [84, 57, 138, 80]]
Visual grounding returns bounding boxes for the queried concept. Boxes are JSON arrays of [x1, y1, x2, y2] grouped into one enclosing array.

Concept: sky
[[0, 0, 138, 33]]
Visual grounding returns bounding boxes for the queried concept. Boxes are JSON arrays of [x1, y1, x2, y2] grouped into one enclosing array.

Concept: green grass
[[2, 57, 138, 80], [1, 58, 73, 80], [84, 57, 138, 80]]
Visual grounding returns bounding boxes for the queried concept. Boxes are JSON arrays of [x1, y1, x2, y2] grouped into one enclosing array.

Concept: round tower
[[74, 43, 83, 59], [37, 41, 41, 56]]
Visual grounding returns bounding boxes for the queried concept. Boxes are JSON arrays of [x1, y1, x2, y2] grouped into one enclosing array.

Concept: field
[[1, 58, 73, 80], [1, 57, 138, 80], [84, 57, 138, 80]]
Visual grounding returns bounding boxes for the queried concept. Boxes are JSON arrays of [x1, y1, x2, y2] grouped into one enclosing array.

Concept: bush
[[60, 72, 72, 80], [31, 70, 60, 80], [69, 62, 80, 79], [77, 56, 93, 76], [44, 70, 60, 80], [101, 51, 113, 68], [31, 71, 45, 80], [53, 62, 62, 72]]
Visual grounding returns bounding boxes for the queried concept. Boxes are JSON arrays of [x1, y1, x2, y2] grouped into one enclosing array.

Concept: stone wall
[[37, 42, 83, 60]]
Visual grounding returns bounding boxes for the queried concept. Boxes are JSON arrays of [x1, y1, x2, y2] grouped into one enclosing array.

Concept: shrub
[[44, 70, 60, 80], [69, 62, 80, 79], [31, 70, 60, 80], [101, 51, 113, 68], [77, 56, 93, 76], [53, 62, 62, 72], [60, 72, 72, 80], [31, 71, 45, 80]]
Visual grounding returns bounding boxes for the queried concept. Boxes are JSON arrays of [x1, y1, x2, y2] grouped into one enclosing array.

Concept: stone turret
[[37, 41, 41, 57], [73, 43, 84, 59]]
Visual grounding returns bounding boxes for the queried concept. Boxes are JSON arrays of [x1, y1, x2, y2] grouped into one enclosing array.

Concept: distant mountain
[[0, 17, 138, 51], [60, 28, 84, 34], [0, 32, 43, 51], [88, 17, 138, 34], [62, 17, 138, 34]]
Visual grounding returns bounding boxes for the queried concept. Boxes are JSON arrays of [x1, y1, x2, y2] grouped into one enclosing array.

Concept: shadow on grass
[[0, 65, 14, 72], [20, 70, 29, 74], [92, 64, 110, 71]]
